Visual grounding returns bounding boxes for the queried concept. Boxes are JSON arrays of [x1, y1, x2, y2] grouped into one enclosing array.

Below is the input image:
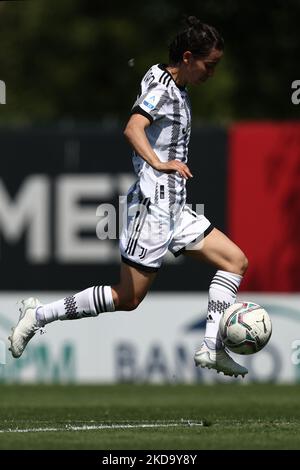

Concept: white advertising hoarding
[[0, 292, 300, 383]]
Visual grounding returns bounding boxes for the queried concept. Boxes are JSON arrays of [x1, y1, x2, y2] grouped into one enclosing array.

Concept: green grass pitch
[[0, 384, 300, 449]]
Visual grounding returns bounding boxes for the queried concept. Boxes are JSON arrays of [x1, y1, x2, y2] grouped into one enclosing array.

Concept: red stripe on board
[[228, 122, 300, 291]]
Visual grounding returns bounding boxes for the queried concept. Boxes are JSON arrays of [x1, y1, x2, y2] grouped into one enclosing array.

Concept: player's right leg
[[170, 207, 248, 378], [8, 262, 156, 359], [184, 228, 248, 377]]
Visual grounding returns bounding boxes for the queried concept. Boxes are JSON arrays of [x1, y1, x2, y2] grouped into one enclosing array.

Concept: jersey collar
[[158, 64, 186, 91]]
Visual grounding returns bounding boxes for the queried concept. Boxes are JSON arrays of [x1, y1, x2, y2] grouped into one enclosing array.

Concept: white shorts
[[119, 197, 213, 272]]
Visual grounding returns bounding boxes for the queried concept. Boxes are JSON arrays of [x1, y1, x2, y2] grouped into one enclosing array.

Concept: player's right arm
[[123, 114, 193, 180]]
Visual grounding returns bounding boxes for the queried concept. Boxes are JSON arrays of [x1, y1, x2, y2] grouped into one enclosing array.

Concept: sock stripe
[[93, 286, 110, 314], [101, 286, 107, 312], [93, 286, 102, 314], [98, 286, 104, 313], [92, 287, 97, 313], [98, 286, 105, 312], [213, 274, 239, 291], [210, 280, 237, 296], [211, 280, 237, 296], [213, 275, 239, 292], [96, 286, 102, 313]]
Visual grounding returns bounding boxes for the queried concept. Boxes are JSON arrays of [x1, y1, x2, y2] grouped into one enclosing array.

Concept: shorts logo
[[139, 247, 147, 260]]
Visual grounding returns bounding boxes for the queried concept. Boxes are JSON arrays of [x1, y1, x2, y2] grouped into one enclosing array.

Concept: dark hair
[[169, 16, 224, 64]]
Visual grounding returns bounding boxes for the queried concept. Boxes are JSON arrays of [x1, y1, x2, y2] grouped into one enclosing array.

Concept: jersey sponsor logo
[[143, 100, 155, 110], [143, 95, 158, 110]]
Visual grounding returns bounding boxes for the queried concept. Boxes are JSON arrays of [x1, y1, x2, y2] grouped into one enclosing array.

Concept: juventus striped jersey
[[130, 63, 192, 211]]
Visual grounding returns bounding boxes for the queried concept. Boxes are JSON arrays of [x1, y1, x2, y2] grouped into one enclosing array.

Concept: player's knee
[[233, 253, 248, 276], [241, 255, 249, 274], [222, 251, 248, 276]]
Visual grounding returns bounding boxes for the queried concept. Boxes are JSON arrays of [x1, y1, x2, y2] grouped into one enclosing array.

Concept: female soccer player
[[9, 16, 248, 378]]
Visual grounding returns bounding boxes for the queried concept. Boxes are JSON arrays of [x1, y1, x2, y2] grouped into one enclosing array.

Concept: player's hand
[[154, 160, 193, 179]]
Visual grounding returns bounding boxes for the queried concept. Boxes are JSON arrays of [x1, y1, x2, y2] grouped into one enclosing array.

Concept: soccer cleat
[[194, 343, 248, 378], [8, 298, 42, 358]]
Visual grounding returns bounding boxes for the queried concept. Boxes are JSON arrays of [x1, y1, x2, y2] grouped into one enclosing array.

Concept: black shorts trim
[[131, 106, 154, 124], [121, 255, 159, 273], [172, 225, 215, 258]]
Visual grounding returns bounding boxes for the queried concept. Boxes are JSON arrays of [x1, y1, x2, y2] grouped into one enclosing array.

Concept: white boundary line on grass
[[0, 421, 204, 434]]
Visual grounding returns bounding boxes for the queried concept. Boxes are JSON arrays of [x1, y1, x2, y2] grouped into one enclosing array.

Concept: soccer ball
[[218, 302, 272, 355]]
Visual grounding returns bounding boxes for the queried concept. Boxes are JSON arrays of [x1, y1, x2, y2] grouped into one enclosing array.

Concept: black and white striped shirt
[[130, 64, 192, 211]]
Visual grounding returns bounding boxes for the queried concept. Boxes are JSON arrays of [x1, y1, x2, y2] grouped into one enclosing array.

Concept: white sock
[[204, 270, 242, 350], [36, 286, 115, 326]]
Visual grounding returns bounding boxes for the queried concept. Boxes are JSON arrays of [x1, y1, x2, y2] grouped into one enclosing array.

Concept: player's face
[[183, 48, 223, 85]]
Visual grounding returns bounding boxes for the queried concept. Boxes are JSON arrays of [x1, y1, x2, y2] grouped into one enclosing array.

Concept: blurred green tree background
[[0, 0, 299, 125]]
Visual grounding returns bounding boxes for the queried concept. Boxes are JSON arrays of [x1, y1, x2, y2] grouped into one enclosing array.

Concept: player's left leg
[[9, 261, 157, 359], [184, 227, 248, 377]]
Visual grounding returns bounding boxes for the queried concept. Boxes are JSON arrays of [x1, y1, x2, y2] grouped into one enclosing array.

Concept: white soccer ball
[[218, 302, 272, 355]]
